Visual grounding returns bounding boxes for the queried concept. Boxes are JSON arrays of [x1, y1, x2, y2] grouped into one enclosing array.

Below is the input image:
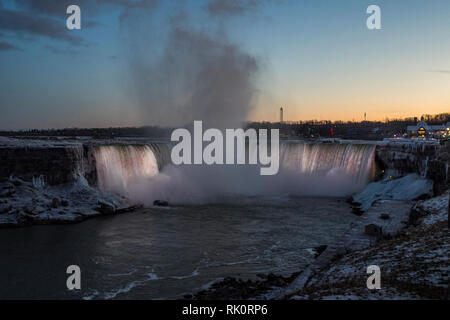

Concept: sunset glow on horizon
[[1, 0, 450, 129]]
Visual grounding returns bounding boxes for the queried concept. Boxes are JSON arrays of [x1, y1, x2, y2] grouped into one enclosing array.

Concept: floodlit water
[[0, 195, 356, 299]]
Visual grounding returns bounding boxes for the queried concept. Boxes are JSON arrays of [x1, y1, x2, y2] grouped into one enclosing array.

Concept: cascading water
[[70, 144, 87, 182], [147, 143, 172, 171], [94, 145, 161, 196], [92, 142, 377, 202], [279, 142, 377, 187]]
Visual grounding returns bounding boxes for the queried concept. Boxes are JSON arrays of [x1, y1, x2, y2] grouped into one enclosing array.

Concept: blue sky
[[1, 0, 450, 129]]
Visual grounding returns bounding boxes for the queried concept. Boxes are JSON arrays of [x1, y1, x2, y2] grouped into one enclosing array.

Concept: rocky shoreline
[[0, 176, 140, 228], [185, 272, 302, 300], [186, 190, 449, 300]]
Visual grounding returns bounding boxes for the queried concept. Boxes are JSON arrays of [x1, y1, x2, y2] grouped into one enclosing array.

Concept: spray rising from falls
[[92, 142, 377, 204]]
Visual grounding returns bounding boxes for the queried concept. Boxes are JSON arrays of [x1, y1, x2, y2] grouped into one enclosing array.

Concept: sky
[[0, 0, 450, 130]]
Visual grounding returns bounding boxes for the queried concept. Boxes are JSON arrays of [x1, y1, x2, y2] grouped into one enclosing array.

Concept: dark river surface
[[0, 195, 356, 299]]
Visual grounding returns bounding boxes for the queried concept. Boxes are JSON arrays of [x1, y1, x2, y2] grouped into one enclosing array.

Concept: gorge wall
[[375, 140, 450, 194], [0, 142, 96, 185]]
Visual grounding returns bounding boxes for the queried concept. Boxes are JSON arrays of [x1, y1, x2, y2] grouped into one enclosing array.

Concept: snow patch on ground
[[380, 138, 440, 148], [0, 137, 83, 148], [291, 220, 449, 299], [279, 190, 449, 300], [412, 190, 449, 226], [0, 176, 132, 227], [352, 174, 433, 211]]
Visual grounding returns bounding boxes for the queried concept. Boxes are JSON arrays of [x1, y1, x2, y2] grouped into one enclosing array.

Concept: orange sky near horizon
[[249, 69, 450, 123]]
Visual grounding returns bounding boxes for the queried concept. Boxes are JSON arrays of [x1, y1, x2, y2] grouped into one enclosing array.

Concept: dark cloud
[[15, 0, 84, 17], [207, 0, 261, 17], [0, 41, 20, 51], [14, 0, 158, 18], [0, 9, 83, 44], [0, 1, 159, 54]]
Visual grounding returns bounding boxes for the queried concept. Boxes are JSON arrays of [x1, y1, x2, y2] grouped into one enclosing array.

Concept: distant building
[[280, 107, 284, 123], [407, 116, 450, 138]]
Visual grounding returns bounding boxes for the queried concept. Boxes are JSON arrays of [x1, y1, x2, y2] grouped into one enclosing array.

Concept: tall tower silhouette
[[280, 107, 284, 123]]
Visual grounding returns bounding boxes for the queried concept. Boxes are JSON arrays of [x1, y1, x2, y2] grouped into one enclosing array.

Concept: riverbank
[[282, 190, 449, 300], [188, 190, 449, 300], [186, 272, 301, 300], [285, 219, 449, 299], [0, 177, 139, 228]]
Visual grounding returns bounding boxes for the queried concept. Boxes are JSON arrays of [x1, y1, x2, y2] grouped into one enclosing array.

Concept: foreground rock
[[188, 272, 301, 300], [97, 200, 116, 215], [153, 200, 169, 207]]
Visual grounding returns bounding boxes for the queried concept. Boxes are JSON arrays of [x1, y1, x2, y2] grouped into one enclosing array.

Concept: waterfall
[[422, 156, 429, 178], [70, 144, 86, 181], [279, 142, 377, 187], [94, 145, 163, 195], [92, 142, 377, 201], [147, 143, 172, 171], [446, 162, 448, 183]]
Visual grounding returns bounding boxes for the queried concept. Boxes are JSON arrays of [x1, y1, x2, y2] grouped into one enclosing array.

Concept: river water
[[0, 195, 356, 299]]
